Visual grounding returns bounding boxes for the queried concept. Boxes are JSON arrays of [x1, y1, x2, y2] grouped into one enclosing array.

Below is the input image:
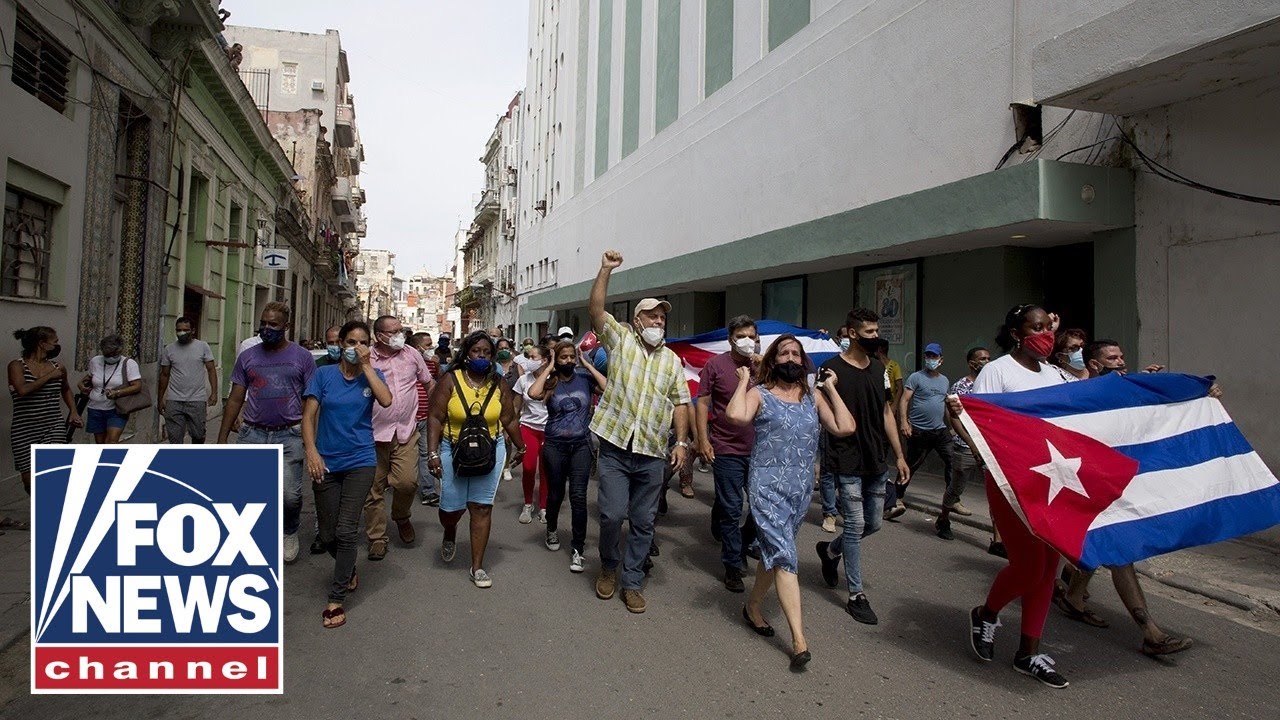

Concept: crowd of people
[[7, 252, 1204, 684]]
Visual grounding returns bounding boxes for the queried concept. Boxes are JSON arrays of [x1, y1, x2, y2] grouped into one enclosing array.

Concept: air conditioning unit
[[311, 79, 326, 92]]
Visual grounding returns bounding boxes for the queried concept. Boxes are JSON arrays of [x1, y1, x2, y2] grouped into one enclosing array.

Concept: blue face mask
[[259, 325, 286, 344], [342, 347, 359, 364], [467, 357, 492, 375], [839, 338, 851, 352], [327, 345, 341, 360], [924, 358, 941, 371], [1066, 349, 1085, 370]]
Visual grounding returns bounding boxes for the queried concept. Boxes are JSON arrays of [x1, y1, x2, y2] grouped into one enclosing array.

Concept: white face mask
[[639, 326, 665, 348], [733, 337, 756, 355], [387, 334, 406, 351]]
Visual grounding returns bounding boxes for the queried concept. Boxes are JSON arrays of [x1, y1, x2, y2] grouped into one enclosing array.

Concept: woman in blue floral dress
[[726, 334, 856, 670]]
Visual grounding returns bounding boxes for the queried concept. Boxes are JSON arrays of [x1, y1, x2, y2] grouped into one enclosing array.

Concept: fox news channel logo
[[30, 445, 283, 694]]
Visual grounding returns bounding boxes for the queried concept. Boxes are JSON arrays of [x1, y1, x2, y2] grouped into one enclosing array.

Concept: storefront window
[[763, 276, 805, 327]]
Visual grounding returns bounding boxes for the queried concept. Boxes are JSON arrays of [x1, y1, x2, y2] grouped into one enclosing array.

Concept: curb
[[901, 497, 1262, 613]]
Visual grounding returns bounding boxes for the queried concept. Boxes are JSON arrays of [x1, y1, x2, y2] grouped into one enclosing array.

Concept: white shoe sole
[[1015, 665, 1069, 689]]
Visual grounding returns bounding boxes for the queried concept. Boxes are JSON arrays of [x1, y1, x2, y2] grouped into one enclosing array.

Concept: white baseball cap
[[557, 326, 574, 338]]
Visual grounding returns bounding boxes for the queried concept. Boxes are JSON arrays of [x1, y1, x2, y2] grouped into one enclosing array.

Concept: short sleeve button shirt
[[588, 314, 691, 458]]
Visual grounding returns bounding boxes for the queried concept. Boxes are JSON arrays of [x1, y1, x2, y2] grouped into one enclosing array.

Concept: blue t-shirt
[[304, 365, 384, 472], [590, 347, 608, 376], [904, 370, 950, 431], [544, 369, 595, 441]]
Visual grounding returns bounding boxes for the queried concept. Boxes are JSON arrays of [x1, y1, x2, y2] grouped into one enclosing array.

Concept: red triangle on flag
[[959, 396, 1139, 563]]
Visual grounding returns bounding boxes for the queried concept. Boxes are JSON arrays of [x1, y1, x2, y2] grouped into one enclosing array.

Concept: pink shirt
[[371, 345, 432, 443]]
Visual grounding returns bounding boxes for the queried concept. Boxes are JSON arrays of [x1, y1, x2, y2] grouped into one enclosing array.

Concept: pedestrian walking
[[935, 346, 990, 542], [8, 327, 80, 499], [814, 309, 911, 626], [896, 342, 951, 505], [80, 334, 143, 444], [301, 320, 392, 629], [364, 315, 434, 561], [963, 303, 1074, 688], [317, 325, 342, 367], [157, 316, 218, 445], [726, 335, 857, 670], [512, 345, 551, 525], [696, 314, 763, 593], [587, 251, 692, 614], [425, 331, 525, 588], [528, 340, 607, 571], [217, 302, 315, 563]]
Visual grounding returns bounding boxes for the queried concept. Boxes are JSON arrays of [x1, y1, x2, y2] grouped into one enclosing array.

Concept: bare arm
[[353, 344, 391, 407], [526, 361, 555, 401], [898, 386, 915, 437], [884, 403, 910, 484], [590, 251, 623, 334], [725, 367, 761, 426], [157, 365, 171, 411], [581, 354, 607, 393], [302, 397, 324, 482], [7, 359, 64, 397], [499, 383, 526, 462], [205, 360, 218, 406], [425, 373, 452, 478], [695, 395, 714, 463], [217, 384, 247, 443]]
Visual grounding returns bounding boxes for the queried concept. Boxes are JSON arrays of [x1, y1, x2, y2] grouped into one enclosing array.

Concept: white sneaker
[[570, 549, 585, 573], [519, 504, 533, 524], [503, 468, 513, 482], [821, 515, 838, 534], [545, 530, 560, 551], [537, 508, 547, 524], [470, 567, 493, 588], [283, 533, 300, 563]]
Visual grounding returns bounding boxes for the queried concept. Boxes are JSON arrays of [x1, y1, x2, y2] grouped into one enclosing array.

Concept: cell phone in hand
[[816, 368, 833, 388]]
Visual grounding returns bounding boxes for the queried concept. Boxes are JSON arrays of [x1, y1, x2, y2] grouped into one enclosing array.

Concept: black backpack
[[450, 371, 500, 477]]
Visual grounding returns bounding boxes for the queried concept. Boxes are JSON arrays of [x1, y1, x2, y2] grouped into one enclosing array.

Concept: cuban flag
[[667, 320, 841, 396], [958, 373, 1280, 571]]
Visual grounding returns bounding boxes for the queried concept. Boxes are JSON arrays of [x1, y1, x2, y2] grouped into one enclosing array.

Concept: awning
[[185, 283, 225, 300]]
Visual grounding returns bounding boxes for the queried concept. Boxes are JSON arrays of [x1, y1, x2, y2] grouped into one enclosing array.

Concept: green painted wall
[[705, 0, 734, 97], [655, 0, 680, 133], [594, 0, 614, 179], [574, 0, 591, 193], [768, 0, 810, 50], [621, 0, 642, 158], [921, 247, 1009, 368]]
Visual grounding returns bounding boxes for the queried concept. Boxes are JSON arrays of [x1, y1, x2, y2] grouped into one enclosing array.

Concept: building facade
[[515, 0, 1280, 467], [399, 269, 454, 338], [355, 247, 395, 320]]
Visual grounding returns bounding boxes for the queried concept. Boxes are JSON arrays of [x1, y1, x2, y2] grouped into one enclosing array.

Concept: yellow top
[[445, 370, 503, 443]]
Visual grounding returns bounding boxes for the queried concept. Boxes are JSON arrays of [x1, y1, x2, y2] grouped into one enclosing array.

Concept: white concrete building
[[399, 269, 452, 338], [516, 0, 1280, 467], [355, 247, 395, 320]]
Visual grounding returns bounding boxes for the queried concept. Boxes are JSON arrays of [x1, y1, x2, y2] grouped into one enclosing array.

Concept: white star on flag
[[1031, 440, 1089, 504]]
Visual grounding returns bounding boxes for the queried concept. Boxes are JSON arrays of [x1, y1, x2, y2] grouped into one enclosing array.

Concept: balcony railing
[[473, 188, 499, 227], [334, 103, 355, 148]]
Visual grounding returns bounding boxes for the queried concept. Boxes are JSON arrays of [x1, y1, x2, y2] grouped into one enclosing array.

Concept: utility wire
[[1113, 121, 1280, 207]]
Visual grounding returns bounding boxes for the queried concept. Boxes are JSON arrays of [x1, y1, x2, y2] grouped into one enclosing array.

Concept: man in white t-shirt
[[158, 316, 218, 444]]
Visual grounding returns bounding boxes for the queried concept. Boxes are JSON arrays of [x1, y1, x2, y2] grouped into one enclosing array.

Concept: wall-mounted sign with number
[[260, 248, 290, 270]]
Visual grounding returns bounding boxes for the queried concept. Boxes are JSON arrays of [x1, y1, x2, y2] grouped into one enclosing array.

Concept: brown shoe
[[595, 569, 618, 600], [679, 480, 695, 499], [368, 539, 388, 561], [621, 588, 647, 613], [396, 518, 416, 545]]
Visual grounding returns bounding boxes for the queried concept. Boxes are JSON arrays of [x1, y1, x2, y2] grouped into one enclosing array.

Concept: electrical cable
[[1055, 136, 1119, 162], [1113, 121, 1280, 207]]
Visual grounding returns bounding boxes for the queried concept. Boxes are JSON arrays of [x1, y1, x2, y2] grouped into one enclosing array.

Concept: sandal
[[322, 605, 346, 629], [346, 571, 358, 594], [1142, 635, 1193, 657], [1053, 591, 1109, 628]]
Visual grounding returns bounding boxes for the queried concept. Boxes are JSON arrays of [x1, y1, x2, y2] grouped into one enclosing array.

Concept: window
[[763, 276, 805, 327], [3, 188, 55, 299], [280, 62, 298, 95], [12, 6, 72, 113]]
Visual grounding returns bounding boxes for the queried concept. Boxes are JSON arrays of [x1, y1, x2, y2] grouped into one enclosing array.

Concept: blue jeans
[[713, 454, 751, 568], [543, 437, 593, 553], [823, 468, 892, 595], [239, 424, 305, 536], [596, 438, 667, 590], [416, 419, 438, 498]]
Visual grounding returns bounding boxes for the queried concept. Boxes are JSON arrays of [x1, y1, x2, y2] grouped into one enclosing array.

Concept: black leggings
[[542, 437, 593, 553]]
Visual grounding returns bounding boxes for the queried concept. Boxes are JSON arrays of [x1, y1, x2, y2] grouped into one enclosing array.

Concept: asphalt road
[[5, 477, 1280, 719]]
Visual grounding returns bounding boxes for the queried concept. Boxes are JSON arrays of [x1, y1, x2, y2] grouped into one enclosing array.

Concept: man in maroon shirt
[[696, 315, 762, 592]]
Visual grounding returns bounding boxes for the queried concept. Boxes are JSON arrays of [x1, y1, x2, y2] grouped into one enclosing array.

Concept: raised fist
[[601, 251, 623, 270]]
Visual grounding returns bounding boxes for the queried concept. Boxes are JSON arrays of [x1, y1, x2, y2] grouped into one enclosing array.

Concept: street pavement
[[2, 470, 1280, 718]]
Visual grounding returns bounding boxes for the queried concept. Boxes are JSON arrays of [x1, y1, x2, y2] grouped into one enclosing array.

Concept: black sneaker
[[724, 565, 745, 593], [845, 593, 878, 625], [657, 493, 668, 516], [816, 541, 839, 588], [649, 541, 660, 557], [421, 493, 440, 507], [936, 520, 955, 541], [745, 543, 761, 561], [1014, 653, 1069, 689], [309, 537, 326, 555], [642, 557, 654, 576], [969, 606, 998, 662]]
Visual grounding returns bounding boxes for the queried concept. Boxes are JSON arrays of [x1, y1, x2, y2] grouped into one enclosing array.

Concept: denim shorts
[[439, 438, 507, 512], [85, 407, 128, 434]]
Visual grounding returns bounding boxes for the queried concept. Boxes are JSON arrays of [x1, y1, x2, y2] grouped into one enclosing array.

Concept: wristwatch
[[674, 441, 690, 449]]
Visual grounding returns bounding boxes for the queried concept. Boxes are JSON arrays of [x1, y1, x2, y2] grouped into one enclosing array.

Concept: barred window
[[11, 6, 72, 113], [3, 188, 55, 299]]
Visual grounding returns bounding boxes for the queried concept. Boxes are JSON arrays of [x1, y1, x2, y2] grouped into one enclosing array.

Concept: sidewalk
[[0, 480, 31, 654], [899, 470, 1280, 616]]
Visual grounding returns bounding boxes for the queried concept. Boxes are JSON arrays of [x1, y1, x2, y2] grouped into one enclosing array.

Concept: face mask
[[640, 326, 664, 348], [104, 355, 122, 365], [260, 326, 286, 345], [839, 338, 851, 352], [496, 349, 513, 363], [327, 345, 341, 360], [46, 344, 61, 360], [856, 336, 879, 353], [969, 361, 987, 374], [467, 357, 492, 375], [1097, 365, 1124, 376], [387, 334, 406, 351], [771, 362, 805, 384], [1066, 349, 1085, 370], [1021, 331, 1056, 360], [342, 347, 359, 364], [924, 358, 941, 371], [176, 331, 193, 344], [733, 337, 756, 355], [556, 362, 576, 376]]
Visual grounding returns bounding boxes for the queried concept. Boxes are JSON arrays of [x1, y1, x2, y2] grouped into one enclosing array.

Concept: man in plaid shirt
[[588, 250, 691, 614]]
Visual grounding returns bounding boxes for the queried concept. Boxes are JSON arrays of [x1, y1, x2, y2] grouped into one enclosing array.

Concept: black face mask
[[771, 362, 805, 383], [856, 336, 879, 352], [555, 362, 576, 377], [46, 344, 61, 360]]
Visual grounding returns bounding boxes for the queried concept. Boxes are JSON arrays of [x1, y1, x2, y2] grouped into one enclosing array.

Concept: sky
[[226, 1, 529, 277]]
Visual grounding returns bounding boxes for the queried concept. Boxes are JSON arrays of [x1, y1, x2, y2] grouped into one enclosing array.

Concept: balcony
[[355, 211, 367, 238], [332, 177, 356, 222], [473, 188, 499, 228], [334, 103, 355, 148], [347, 143, 362, 175]]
